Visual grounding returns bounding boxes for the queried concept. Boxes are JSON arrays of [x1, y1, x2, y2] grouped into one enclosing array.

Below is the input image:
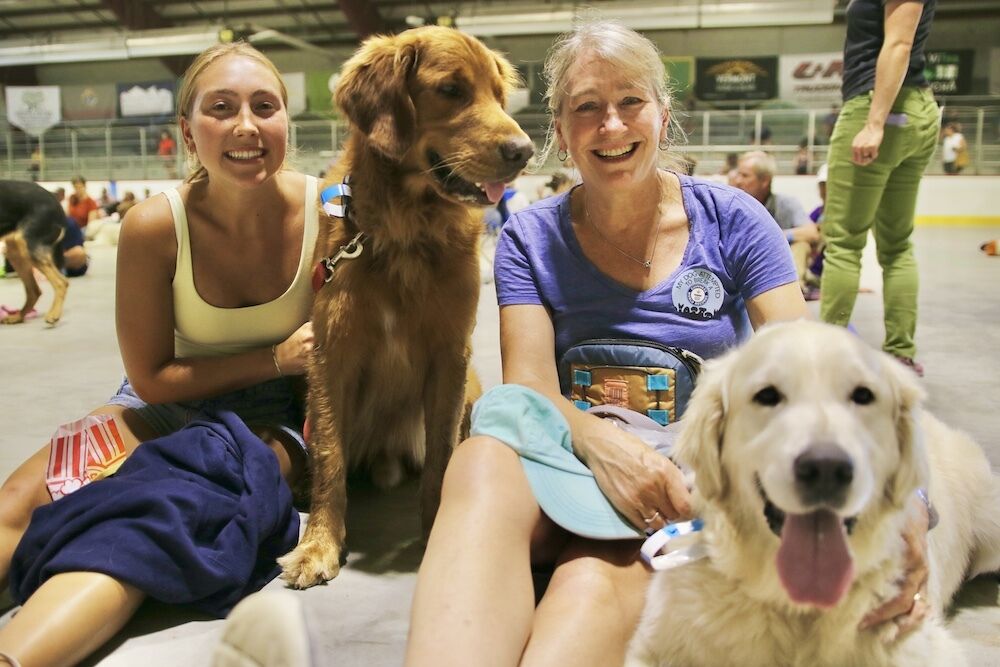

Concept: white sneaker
[[212, 590, 313, 667]]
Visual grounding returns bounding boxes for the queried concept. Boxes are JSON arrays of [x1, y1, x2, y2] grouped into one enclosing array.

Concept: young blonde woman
[[0, 42, 315, 667]]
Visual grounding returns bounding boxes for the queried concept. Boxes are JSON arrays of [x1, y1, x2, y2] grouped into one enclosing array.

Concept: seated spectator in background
[[822, 104, 840, 144], [941, 122, 968, 175], [60, 216, 89, 277], [158, 129, 178, 179], [795, 138, 810, 175], [98, 187, 114, 212], [53, 187, 67, 213], [732, 150, 820, 296], [28, 145, 42, 181], [486, 185, 530, 237], [116, 191, 138, 217], [810, 163, 828, 223], [67, 176, 99, 229], [720, 151, 740, 184], [545, 170, 574, 198]]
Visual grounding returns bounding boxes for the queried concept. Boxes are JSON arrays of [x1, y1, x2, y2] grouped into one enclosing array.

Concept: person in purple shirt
[[406, 22, 808, 667]]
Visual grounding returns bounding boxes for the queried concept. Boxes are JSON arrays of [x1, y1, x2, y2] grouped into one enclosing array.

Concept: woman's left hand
[[858, 497, 930, 637]]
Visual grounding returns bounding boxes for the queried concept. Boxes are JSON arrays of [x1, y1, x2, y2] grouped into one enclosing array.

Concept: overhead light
[[124, 28, 222, 58], [0, 36, 128, 66], [698, 0, 834, 27], [456, 10, 575, 37], [456, 0, 832, 37]]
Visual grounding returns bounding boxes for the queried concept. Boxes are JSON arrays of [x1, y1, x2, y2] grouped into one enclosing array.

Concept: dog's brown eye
[[850, 386, 875, 405], [438, 84, 463, 99], [753, 386, 783, 406]]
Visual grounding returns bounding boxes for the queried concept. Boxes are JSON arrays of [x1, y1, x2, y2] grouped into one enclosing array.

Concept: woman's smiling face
[[181, 54, 288, 187], [555, 52, 668, 189]]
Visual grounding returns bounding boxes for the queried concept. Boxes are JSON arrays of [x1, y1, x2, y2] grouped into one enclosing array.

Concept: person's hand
[[580, 417, 693, 534], [852, 123, 885, 166], [273, 321, 315, 376], [858, 497, 930, 639]]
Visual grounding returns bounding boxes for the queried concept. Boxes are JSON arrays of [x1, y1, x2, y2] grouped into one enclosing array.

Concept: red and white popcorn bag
[[46, 414, 127, 501]]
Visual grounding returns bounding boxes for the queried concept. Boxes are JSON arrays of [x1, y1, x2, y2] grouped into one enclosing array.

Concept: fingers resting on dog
[[859, 496, 931, 636], [272, 322, 315, 376], [581, 417, 693, 533]]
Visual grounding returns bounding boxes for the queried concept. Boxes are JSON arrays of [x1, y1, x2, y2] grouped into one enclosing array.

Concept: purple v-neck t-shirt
[[494, 173, 797, 363]]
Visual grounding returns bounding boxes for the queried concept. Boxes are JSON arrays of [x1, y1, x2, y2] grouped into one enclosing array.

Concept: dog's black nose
[[794, 443, 853, 506], [499, 137, 534, 167]]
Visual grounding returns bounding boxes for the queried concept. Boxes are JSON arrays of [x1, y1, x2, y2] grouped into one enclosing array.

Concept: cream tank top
[[164, 175, 319, 358]]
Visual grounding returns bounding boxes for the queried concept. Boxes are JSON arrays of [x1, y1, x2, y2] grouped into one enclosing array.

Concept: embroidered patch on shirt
[[672, 268, 724, 321]]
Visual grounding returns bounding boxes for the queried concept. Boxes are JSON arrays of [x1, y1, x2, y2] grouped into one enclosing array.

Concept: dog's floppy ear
[[335, 34, 417, 160], [675, 353, 735, 500], [881, 353, 929, 506], [491, 49, 521, 102]]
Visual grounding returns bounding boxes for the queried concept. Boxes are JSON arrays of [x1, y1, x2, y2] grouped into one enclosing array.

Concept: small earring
[[557, 148, 568, 162], [658, 137, 669, 151]]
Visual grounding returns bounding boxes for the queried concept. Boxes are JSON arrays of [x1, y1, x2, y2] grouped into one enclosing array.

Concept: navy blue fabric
[[10, 411, 300, 618]]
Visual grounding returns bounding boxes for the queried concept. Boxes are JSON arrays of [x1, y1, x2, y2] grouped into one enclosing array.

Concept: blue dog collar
[[640, 518, 707, 571]]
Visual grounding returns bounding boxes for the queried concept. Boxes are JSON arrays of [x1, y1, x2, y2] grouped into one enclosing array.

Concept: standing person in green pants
[[820, 0, 939, 376]]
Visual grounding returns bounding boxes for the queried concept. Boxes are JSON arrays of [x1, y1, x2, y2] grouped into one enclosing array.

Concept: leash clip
[[319, 231, 367, 285]]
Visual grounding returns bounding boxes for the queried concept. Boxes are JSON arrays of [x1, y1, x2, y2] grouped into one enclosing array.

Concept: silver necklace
[[583, 194, 663, 270]]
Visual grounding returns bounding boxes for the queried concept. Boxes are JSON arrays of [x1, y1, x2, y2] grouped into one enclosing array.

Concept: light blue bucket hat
[[470, 384, 679, 540]]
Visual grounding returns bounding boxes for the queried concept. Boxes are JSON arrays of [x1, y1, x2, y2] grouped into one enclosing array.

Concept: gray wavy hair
[[536, 20, 685, 171]]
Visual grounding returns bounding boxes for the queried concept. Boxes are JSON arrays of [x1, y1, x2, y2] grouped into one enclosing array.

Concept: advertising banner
[[117, 80, 175, 118], [779, 53, 843, 106], [924, 50, 974, 96], [5, 86, 61, 136], [306, 70, 338, 116], [695, 57, 777, 101], [62, 83, 117, 121]]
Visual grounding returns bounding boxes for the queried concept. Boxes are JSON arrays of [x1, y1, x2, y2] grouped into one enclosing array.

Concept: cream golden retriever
[[627, 321, 1000, 667], [278, 26, 531, 588]]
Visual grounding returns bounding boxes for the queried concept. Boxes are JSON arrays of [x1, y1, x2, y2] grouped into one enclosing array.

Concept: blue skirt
[[10, 411, 300, 618]]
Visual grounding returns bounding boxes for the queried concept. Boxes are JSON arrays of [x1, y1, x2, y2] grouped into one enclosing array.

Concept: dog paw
[[278, 540, 342, 589], [1, 314, 24, 325]]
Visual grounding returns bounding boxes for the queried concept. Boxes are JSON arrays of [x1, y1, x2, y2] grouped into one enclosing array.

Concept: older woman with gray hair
[[405, 20, 806, 666]]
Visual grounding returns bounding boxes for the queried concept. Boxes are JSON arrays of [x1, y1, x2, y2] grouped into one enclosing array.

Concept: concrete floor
[[1, 226, 999, 666]]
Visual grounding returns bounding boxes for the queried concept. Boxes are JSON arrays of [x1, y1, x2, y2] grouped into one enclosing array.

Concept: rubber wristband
[[271, 344, 283, 377]]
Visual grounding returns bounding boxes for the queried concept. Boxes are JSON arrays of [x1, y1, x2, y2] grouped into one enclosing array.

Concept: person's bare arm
[[852, 0, 926, 165], [789, 223, 821, 244], [500, 304, 691, 529], [115, 197, 313, 405], [745, 283, 809, 330]]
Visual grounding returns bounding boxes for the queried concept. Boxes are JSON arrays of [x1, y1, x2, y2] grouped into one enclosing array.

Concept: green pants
[[819, 86, 940, 359]]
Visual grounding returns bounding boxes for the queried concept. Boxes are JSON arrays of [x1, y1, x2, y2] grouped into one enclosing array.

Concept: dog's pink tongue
[[484, 181, 506, 205], [776, 509, 854, 608]]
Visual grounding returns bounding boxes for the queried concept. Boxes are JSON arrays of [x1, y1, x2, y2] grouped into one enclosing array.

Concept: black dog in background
[[0, 180, 68, 325]]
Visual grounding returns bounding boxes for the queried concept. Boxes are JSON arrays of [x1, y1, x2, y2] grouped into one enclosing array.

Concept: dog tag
[[312, 261, 330, 293]]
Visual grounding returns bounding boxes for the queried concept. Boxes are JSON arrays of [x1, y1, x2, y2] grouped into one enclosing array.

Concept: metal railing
[[3, 104, 997, 182]]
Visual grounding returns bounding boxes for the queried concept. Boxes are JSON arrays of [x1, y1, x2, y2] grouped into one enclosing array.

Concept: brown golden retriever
[[279, 26, 532, 588]]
